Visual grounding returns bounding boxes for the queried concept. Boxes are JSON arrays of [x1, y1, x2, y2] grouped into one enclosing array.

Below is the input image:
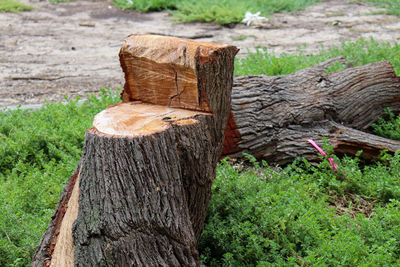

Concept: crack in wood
[[169, 67, 187, 107]]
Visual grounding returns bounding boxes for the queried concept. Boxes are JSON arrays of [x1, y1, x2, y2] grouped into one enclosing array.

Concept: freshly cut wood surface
[[223, 59, 400, 163], [49, 175, 80, 267], [70, 101, 230, 265], [120, 34, 238, 112], [93, 102, 210, 137]]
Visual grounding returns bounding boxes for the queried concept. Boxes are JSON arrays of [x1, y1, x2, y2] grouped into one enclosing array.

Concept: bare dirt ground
[[1, 0, 399, 108]]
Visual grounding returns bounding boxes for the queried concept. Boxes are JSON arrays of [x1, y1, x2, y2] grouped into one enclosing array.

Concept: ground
[[1, 0, 399, 108]]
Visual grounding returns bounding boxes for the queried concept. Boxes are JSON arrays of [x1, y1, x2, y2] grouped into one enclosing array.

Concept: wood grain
[[223, 59, 400, 163], [120, 34, 238, 113]]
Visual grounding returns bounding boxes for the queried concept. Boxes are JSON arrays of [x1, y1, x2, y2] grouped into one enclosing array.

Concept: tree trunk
[[32, 35, 238, 266], [223, 58, 400, 164]]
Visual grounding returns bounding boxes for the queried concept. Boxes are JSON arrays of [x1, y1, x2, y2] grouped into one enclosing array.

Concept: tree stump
[[32, 35, 238, 266], [223, 58, 400, 164]]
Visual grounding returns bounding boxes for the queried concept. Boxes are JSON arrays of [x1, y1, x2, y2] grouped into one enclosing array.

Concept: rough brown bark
[[33, 35, 237, 266], [119, 34, 238, 240], [72, 126, 201, 266], [223, 59, 400, 164]]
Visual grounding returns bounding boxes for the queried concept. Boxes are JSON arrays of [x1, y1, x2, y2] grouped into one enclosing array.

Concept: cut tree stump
[[33, 33, 400, 266], [223, 58, 400, 164], [32, 35, 238, 266]]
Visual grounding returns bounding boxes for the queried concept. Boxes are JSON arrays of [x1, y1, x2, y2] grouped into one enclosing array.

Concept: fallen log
[[223, 58, 400, 164], [118, 51, 400, 163], [32, 35, 238, 266]]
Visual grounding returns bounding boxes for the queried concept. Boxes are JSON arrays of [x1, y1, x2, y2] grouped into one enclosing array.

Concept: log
[[32, 35, 238, 266], [223, 58, 400, 164]]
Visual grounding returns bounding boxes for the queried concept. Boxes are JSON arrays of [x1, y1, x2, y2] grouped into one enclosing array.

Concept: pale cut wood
[[32, 165, 80, 267], [120, 34, 239, 113], [33, 35, 238, 266], [223, 59, 400, 163], [49, 174, 80, 267], [93, 102, 209, 137]]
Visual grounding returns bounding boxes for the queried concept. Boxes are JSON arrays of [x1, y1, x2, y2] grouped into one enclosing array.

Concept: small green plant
[[372, 108, 400, 141], [0, 0, 34, 13], [112, 0, 177, 12], [325, 11, 346, 17], [49, 0, 70, 3], [352, 0, 400, 16], [231, 35, 251, 41]]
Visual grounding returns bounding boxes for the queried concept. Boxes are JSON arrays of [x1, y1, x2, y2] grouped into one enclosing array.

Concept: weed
[[0, 0, 34, 13], [112, 0, 321, 24], [235, 38, 400, 76], [352, 0, 400, 16], [325, 12, 346, 17], [372, 108, 400, 141], [112, 0, 177, 12], [231, 35, 249, 41], [49, 0, 70, 3]]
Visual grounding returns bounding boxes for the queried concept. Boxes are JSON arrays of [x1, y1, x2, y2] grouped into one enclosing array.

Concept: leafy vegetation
[[235, 38, 400, 76], [372, 108, 400, 141], [112, 0, 321, 24], [0, 0, 34, 13], [199, 153, 400, 266], [352, 0, 400, 16], [1, 38, 400, 265], [0, 90, 120, 266]]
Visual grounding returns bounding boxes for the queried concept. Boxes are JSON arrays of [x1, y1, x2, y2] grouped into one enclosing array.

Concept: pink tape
[[307, 139, 327, 156], [307, 139, 338, 170]]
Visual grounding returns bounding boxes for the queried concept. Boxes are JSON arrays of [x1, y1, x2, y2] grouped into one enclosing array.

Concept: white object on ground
[[242, 11, 267, 26]]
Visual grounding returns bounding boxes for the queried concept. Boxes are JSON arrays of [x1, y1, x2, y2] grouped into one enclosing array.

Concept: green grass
[[112, 0, 321, 24], [0, 0, 34, 13], [112, 0, 178, 12], [235, 38, 400, 76], [50, 0, 400, 24], [1, 38, 400, 265], [352, 0, 400, 16]]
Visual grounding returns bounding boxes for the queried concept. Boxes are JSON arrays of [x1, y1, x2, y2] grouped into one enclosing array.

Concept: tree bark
[[72, 125, 202, 266], [33, 35, 400, 265], [32, 35, 237, 266], [223, 59, 400, 164]]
